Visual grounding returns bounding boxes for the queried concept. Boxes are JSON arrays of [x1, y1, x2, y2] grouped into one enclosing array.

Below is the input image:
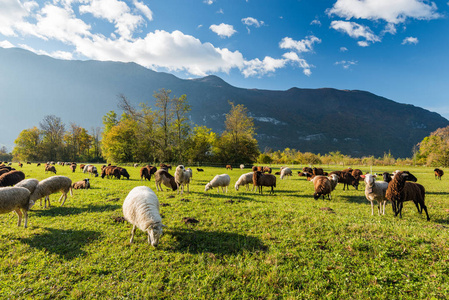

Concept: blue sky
[[1, 0, 449, 118]]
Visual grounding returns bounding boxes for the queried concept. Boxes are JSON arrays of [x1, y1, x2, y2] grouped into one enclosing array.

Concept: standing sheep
[[140, 166, 157, 181], [84, 164, 99, 177], [226, 165, 233, 170], [205, 174, 231, 193], [174, 165, 191, 195], [434, 168, 444, 180], [253, 171, 277, 195], [361, 174, 389, 216], [240, 164, 245, 170], [30, 176, 73, 208], [312, 174, 338, 200], [235, 172, 255, 191], [385, 171, 430, 220], [45, 164, 57, 174], [280, 167, 292, 179], [123, 186, 166, 246], [0, 170, 25, 187], [0, 187, 33, 228], [154, 169, 177, 192]]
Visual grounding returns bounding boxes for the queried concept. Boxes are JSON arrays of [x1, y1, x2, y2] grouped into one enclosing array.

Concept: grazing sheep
[[361, 174, 389, 216], [154, 169, 177, 192], [205, 174, 231, 193], [101, 166, 121, 179], [312, 174, 338, 200], [30, 176, 73, 208], [175, 165, 191, 195], [117, 167, 130, 179], [45, 164, 57, 174], [159, 163, 172, 170], [226, 165, 233, 170], [385, 171, 430, 220], [263, 166, 272, 174], [0, 170, 26, 187], [303, 167, 313, 174], [18, 162, 23, 168], [240, 164, 245, 170], [197, 168, 204, 172], [280, 167, 292, 179], [434, 168, 444, 180], [79, 164, 85, 172], [133, 163, 139, 168], [140, 165, 157, 181], [235, 172, 255, 191], [83, 164, 99, 177], [0, 187, 33, 228], [70, 163, 77, 173], [72, 179, 90, 189], [26, 162, 31, 165], [15, 178, 39, 194], [252, 171, 276, 195], [329, 171, 359, 190], [312, 167, 324, 176], [36, 163, 41, 167], [123, 186, 166, 246]]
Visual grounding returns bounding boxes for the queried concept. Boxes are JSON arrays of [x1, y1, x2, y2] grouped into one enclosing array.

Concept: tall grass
[[1, 164, 448, 299]]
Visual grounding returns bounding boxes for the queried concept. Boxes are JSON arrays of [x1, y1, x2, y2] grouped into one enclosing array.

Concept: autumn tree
[[13, 127, 42, 161], [186, 125, 216, 164], [39, 115, 65, 161], [418, 126, 449, 166]]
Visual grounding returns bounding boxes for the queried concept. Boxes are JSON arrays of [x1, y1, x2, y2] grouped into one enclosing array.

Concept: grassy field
[[1, 164, 449, 299]]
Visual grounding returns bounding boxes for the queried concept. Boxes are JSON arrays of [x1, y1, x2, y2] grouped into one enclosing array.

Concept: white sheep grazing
[[122, 186, 166, 246], [174, 165, 191, 195], [280, 167, 292, 179], [0, 187, 32, 228], [30, 176, 73, 208], [205, 174, 231, 193], [240, 164, 245, 170], [361, 174, 389, 215], [15, 178, 40, 194], [235, 172, 255, 191]]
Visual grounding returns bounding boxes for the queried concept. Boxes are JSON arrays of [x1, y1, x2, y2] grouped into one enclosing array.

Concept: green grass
[[1, 164, 449, 299]]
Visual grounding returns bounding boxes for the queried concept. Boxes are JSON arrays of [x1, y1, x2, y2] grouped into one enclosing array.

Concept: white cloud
[[402, 36, 418, 45], [335, 60, 357, 69], [18, 43, 73, 60], [209, 23, 236, 38], [310, 19, 321, 26], [279, 35, 321, 53], [383, 23, 397, 35], [242, 17, 264, 28], [357, 41, 369, 47], [204, 0, 215, 4], [340, 46, 348, 52], [242, 57, 286, 77], [133, 0, 153, 21], [327, 0, 441, 24], [0, 0, 38, 36], [79, 0, 143, 40], [330, 20, 380, 45], [217, 8, 224, 14], [0, 40, 15, 48]]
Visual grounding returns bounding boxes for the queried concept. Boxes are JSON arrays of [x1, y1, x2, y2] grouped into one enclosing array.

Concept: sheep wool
[[205, 174, 231, 193], [15, 178, 40, 194], [174, 165, 191, 195], [235, 172, 254, 191], [0, 187, 32, 228], [123, 186, 165, 246], [30, 176, 73, 208], [362, 174, 389, 216]]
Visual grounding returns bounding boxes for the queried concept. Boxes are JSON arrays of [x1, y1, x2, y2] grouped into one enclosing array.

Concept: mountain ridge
[[0, 47, 447, 157]]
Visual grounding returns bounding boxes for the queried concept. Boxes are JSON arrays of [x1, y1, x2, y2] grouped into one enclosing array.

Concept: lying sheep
[[361, 174, 389, 215], [154, 169, 177, 192], [235, 172, 255, 191], [72, 179, 90, 189], [280, 167, 292, 179], [0, 187, 33, 228], [0, 170, 25, 187], [385, 171, 429, 220], [175, 165, 190, 195], [123, 186, 166, 246], [15, 178, 39, 194], [253, 171, 276, 195], [434, 168, 444, 180], [205, 174, 231, 193], [30, 176, 73, 208]]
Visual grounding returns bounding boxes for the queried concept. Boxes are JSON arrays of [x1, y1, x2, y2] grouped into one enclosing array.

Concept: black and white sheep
[[235, 172, 255, 191], [385, 171, 430, 220], [0, 187, 33, 228], [205, 174, 231, 193], [123, 186, 166, 246], [174, 165, 191, 195], [361, 174, 389, 215], [83, 164, 99, 177], [30, 176, 73, 208]]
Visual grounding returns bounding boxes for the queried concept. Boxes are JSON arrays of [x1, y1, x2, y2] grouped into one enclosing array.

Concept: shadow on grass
[[20, 227, 101, 260], [30, 203, 121, 217], [426, 191, 449, 196], [339, 195, 368, 204], [167, 228, 268, 255]]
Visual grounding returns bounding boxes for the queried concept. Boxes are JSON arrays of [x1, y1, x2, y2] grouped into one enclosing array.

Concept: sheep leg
[[130, 225, 136, 243], [422, 203, 430, 221], [371, 201, 374, 216], [413, 201, 422, 214], [15, 209, 22, 227], [23, 210, 28, 228], [60, 193, 68, 206]]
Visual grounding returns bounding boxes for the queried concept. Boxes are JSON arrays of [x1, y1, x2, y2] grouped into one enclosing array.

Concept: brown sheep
[[434, 168, 444, 180], [101, 166, 121, 179], [155, 169, 177, 191], [226, 164, 233, 170], [72, 178, 90, 189], [385, 171, 429, 220], [70, 163, 77, 173], [45, 165, 57, 174], [0, 170, 26, 187], [252, 171, 276, 195], [312, 167, 324, 176], [140, 166, 157, 181], [80, 164, 85, 172], [312, 174, 339, 200], [303, 167, 313, 174]]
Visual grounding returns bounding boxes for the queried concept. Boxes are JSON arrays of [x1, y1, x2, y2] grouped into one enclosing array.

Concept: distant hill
[[1, 47, 448, 157]]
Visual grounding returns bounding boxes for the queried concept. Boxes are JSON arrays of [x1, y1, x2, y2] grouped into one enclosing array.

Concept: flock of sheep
[[0, 161, 442, 247]]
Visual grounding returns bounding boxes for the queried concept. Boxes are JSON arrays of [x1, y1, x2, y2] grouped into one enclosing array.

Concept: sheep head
[[148, 223, 166, 247]]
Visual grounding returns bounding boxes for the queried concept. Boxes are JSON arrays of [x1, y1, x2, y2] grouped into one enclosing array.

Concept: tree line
[[12, 89, 260, 164]]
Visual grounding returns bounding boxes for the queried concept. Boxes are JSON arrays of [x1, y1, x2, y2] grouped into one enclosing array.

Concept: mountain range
[[1, 47, 447, 158]]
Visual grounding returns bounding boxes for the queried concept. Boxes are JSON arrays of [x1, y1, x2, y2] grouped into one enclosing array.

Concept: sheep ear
[[360, 175, 365, 179]]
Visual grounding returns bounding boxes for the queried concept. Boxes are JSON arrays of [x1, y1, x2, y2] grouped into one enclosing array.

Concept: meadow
[[1, 163, 449, 299]]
